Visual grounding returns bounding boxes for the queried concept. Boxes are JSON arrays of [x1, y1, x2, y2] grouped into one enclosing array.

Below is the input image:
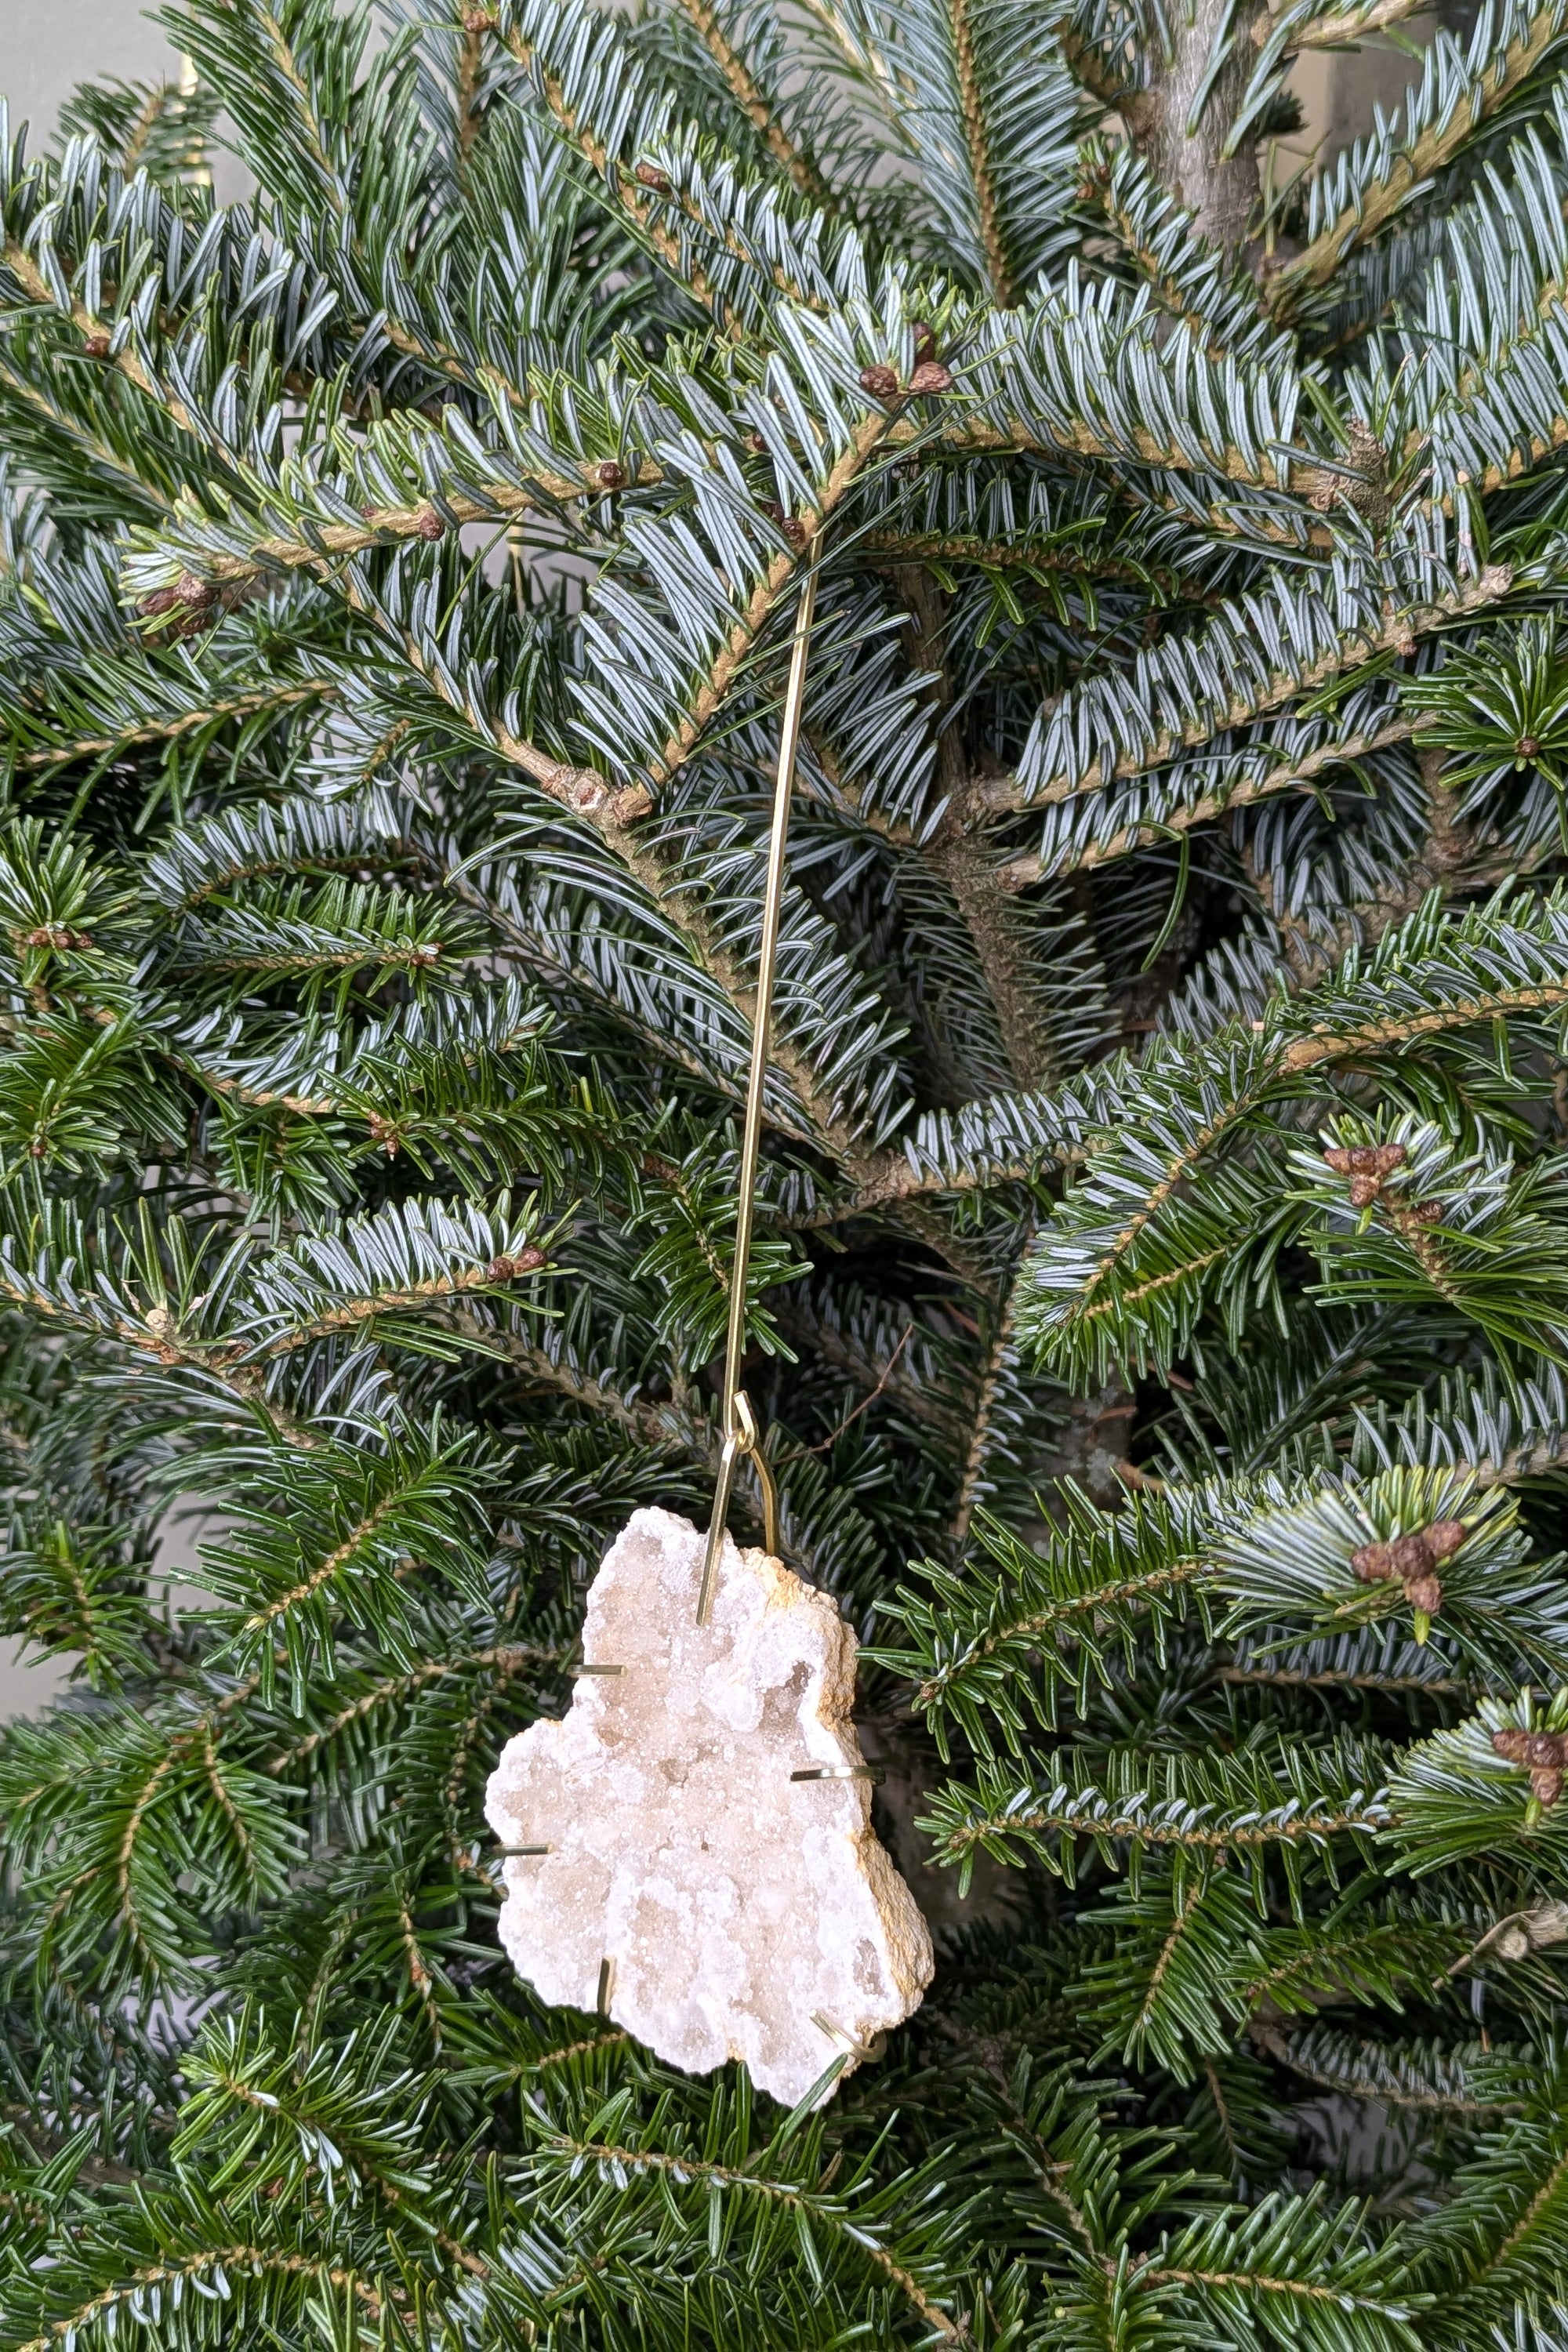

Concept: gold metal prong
[[810, 2012, 885, 2061], [572, 1663, 626, 1676], [750, 1435, 781, 1561], [790, 1764, 884, 1783], [699, 552, 818, 1620], [698, 1426, 743, 1627], [597, 1956, 616, 2016], [499, 1844, 553, 1856]]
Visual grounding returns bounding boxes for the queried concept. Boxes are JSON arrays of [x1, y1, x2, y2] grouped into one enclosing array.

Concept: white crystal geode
[[485, 1505, 934, 2105]]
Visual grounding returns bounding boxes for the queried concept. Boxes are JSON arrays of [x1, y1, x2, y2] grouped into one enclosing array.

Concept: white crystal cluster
[[485, 1507, 933, 2104]]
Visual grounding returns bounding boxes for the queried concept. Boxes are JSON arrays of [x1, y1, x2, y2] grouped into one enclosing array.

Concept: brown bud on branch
[[485, 1249, 547, 1282], [1349, 1516, 1466, 1621], [1492, 1726, 1568, 1807], [762, 502, 808, 550], [1323, 1143, 1409, 1178], [1324, 1141, 1411, 1209], [16, 925, 94, 951]]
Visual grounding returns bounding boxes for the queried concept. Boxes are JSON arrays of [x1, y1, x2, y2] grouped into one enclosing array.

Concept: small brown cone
[[1351, 1540, 1396, 1583]]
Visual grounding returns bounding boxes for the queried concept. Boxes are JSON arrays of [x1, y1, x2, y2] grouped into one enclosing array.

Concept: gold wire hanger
[[695, 539, 818, 1626]]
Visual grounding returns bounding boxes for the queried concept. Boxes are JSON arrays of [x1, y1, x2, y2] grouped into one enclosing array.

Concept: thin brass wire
[[696, 548, 818, 1625]]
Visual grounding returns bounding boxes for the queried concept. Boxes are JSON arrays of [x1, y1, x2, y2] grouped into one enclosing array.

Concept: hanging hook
[[697, 539, 818, 1626]]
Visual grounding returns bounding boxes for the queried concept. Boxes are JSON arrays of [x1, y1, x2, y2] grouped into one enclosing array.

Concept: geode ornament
[[485, 1506, 933, 2105]]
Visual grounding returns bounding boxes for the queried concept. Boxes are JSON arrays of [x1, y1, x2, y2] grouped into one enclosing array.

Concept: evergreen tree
[[9, 0, 1568, 2337]]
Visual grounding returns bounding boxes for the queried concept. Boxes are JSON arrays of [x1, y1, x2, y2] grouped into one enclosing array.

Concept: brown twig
[[798, 1327, 913, 1452]]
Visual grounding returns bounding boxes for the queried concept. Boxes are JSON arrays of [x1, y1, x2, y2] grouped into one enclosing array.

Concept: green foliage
[[5, 0, 1568, 2339], [1405, 613, 1568, 808]]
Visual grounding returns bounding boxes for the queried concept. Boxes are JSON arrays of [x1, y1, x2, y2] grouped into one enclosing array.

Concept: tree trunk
[[1139, 0, 1258, 249]]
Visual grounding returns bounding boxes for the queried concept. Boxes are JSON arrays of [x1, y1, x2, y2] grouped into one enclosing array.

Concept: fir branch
[[922, 1742, 1392, 1886], [1051, 14, 1143, 118], [947, 0, 1014, 306], [1266, 2027, 1524, 2114], [948, 1271, 1028, 1549], [982, 564, 1511, 816], [492, 0, 787, 324], [9, 681, 335, 775], [448, 1309, 711, 1454], [857, 525, 1186, 592], [1077, 146, 1276, 363], [1000, 713, 1425, 881], [1266, 0, 1568, 307], [527, 2128, 967, 2340], [0, 238, 204, 438], [671, 0, 834, 205], [129, 464, 665, 604], [1279, 0, 1436, 49], [0, 352, 175, 518], [267, 1637, 557, 1769], [12, 2247, 390, 2350]]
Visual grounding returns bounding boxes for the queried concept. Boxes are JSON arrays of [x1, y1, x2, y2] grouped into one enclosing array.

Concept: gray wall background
[[2, 2, 183, 149]]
